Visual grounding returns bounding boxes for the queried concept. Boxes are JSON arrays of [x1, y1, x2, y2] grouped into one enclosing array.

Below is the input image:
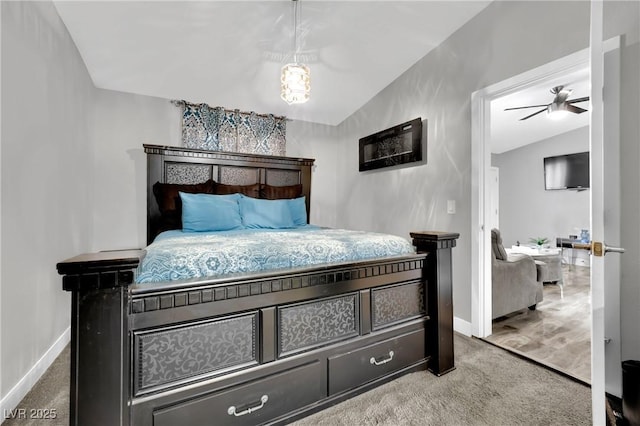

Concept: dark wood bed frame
[[57, 144, 459, 426]]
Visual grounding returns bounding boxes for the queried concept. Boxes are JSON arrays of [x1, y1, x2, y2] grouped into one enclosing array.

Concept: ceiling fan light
[[281, 63, 310, 105], [547, 102, 569, 120]]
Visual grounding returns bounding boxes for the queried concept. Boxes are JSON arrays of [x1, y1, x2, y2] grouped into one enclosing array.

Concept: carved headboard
[[144, 144, 314, 244]]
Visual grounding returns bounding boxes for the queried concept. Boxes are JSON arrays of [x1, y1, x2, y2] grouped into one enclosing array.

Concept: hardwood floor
[[486, 264, 591, 383]]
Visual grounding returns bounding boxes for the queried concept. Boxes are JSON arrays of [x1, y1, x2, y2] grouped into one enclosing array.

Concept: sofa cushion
[[491, 228, 508, 261]]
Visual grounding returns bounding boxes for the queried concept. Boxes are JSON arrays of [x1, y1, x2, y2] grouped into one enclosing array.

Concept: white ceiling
[[490, 66, 590, 154], [53, 0, 586, 150], [53, 1, 492, 126]]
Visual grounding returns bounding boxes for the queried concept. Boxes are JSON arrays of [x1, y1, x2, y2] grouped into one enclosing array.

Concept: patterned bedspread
[[136, 226, 415, 283]]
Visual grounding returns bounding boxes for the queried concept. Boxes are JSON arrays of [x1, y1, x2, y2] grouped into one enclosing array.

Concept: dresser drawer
[[328, 328, 426, 395], [153, 361, 324, 426]]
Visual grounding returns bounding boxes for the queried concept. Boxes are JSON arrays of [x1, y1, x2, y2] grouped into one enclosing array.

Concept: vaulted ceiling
[[53, 1, 585, 151], [53, 1, 491, 126]]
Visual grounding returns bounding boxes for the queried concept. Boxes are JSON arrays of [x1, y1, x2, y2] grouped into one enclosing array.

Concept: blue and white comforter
[[136, 226, 415, 283]]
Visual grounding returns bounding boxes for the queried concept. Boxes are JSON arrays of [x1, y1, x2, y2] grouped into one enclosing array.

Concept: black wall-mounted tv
[[544, 151, 590, 190]]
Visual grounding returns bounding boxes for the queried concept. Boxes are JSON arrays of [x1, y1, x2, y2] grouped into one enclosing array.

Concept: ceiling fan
[[504, 85, 590, 121]]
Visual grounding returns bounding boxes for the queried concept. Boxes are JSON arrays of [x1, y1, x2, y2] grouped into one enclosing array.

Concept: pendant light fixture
[[281, 0, 310, 105]]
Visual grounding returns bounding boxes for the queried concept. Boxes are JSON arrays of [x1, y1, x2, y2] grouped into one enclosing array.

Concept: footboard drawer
[[327, 328, 426, 395], [153, 361, 324, 426]]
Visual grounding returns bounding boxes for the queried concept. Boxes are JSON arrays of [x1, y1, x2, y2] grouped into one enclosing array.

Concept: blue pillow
[[179, 192, 243, 232], [238, 196, 294, 229], [288, 197, 308, 226]]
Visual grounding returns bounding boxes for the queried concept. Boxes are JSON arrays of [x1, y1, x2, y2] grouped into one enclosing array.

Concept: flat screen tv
[[544, 151, 590, 190]]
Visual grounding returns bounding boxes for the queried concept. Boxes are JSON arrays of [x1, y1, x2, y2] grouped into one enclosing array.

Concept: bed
[[57, 144, 459, 426]]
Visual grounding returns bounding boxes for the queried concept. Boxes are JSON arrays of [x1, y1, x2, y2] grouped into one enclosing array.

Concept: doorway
[[472, 32, 631, 423], [471, 48, 591, 335], [471, 53, 593, 383], [473, 3, 639, 423]]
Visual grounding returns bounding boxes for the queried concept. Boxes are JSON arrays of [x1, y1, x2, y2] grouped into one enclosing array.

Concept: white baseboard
[[1, 327, 70, 420], [453, 316, 473, 337]]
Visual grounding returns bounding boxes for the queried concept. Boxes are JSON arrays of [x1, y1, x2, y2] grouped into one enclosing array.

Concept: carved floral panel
[[279, 294, 359, 355], [136, 314, 257, 391], [372, 282, 425, 329]]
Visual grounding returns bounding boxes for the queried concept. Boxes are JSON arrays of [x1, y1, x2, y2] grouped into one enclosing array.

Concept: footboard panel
[[371, 281, 425, 330], [57, 231, 458, 426], [278, 292, 360, 356], [134, 312, 259, 395]]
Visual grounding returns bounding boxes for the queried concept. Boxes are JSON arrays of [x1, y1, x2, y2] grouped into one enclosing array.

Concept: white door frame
[[470, 50, 590, 338]]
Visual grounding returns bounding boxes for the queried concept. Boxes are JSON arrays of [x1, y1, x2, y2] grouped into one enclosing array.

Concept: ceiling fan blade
[[504, 104, 549, 111], [520, 108, 548, 121], [567, 96, 590, 104], [566, 104, 588, 114]]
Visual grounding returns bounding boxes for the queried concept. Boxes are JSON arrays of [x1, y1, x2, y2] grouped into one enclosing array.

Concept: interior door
[[590, 2, 639, 424]]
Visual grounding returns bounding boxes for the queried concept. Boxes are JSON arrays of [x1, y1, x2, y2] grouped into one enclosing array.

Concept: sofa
[[491, 228, 544, 319]]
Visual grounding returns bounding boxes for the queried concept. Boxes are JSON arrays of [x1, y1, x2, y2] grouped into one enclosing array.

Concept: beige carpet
[[4, 333, 591, 426], [3, 345, 69, 426]]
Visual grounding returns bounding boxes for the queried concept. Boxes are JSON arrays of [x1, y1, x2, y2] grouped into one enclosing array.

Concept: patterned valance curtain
[[177, 101, 286, 156]]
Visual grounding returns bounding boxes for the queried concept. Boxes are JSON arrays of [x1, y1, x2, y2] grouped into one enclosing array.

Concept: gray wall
[[1, 1, 95, 398], [90, 89, 181, 251], [492, 127, 590, 263], [285, 120, 339, 228], [1, 1, 184, 403], [333, 0, 590, 323]]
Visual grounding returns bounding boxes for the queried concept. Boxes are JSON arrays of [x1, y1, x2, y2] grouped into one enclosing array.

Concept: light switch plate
[[447, 200, 456, 214]]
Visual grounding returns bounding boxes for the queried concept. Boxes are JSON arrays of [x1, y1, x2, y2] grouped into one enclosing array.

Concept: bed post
[[410, 231, 460, 376], [57, 250, 144, 426]]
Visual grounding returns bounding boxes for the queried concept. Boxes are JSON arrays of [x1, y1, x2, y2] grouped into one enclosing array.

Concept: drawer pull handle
[[227, 395, 269, 417], [370, 350, 394, 366]]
